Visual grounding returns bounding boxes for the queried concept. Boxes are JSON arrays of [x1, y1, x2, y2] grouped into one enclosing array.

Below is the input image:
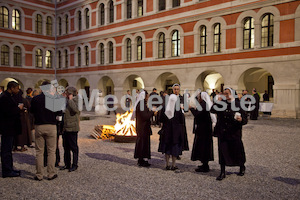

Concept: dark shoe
[[48, 174, 58, 180], [60, 166, 70, 170], [195, 165, 210, 173], [138, 159, 145, 166], [34, 176, 43, 181], [216, 173, 226, 181], [237, 166, 246, 176], [13, 170, 21, 174], [165, 166, 171, 170], [2, 171, 21, 178], [141, 161, 151, 167], [69, 166, 78, 172], [171, 166, 178, 171], [177, 156, 181, 160]]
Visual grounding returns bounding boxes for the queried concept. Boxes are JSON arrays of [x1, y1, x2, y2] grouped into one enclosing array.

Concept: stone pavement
[[0, 114, 299, 199]]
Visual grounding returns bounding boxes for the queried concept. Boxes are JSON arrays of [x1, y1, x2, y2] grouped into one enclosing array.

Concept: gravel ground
[[0, 113, 300, 200]]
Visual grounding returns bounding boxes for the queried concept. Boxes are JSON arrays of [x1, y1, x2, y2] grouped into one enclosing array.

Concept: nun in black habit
[[133, 91, 155, 167], [211, 88, 247, 181], [158, 87, 186, 171], [190, 92, 215, 172]]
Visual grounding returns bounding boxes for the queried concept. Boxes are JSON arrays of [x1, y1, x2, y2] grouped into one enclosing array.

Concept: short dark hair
[[153, 88, 157, 91], [26, 87, 33, 94], [41, 81, 50, 86], [7, 81, 19, 90]]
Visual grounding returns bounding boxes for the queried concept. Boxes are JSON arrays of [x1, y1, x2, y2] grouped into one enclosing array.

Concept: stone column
[[272, 84, 299, 118]]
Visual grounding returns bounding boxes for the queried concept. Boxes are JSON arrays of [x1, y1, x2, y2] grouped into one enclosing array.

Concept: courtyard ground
[[0, 113, 299, 200]]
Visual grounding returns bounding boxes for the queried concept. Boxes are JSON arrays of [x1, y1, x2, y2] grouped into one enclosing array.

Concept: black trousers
[[63, 131, 79, 168], [1, 135, 14, 175]]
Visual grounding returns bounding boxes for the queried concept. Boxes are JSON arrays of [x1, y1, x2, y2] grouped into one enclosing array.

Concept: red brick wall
[[280, 19, 295, 43]]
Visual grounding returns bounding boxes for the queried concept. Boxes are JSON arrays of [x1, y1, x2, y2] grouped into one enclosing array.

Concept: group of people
[[0, 81, 80, 181], [133, 84, 248, 181]]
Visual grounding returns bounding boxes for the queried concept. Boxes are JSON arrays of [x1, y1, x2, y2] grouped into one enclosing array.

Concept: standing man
[[0, 81, 22, 178], [125, 90, 132, 109], [30, 81, 58, 181], [250, 88, 260, 120], [60, 87, 80, 172]]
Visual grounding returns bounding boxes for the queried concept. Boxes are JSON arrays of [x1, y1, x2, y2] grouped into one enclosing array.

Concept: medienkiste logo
[[40, 80, 66, 112]]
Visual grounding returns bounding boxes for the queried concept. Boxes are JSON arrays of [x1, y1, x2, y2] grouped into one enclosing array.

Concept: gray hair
[[66, 86, 77, 96]]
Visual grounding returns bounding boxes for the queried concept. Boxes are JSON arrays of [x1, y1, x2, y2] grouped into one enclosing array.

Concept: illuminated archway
[[155, 72, 180, 94], [195, 70, 224, 95]]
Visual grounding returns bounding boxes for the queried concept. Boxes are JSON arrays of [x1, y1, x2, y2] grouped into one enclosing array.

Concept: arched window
[[12, 9, 21, 30], [78, 11, 82, 31], [45, 50, 52, 68], [99, 43, 104, 64], [1, 45, 9, 65], [64, 49, 68, 68], [65, 15, 69, 34], [109, 1, 114, 23], [159, 0, 166, 11], [172, 0, 180, 8], [85, 46, 89, 66], [46, 16, 52, 36], [126, 39, 132, 61], [77, 47, 81, 67], [200, 26, 207, 54], [13, 46, 22, 66], [35, 49, 43, 68], [108, 42, 113, 63], [261, 13, 274, 47], [158, 33, 165, 58], [127, 0, 132, 19], [58, 50, 62, 68], [137, 0, 143, 17], [243, 17, 254, 49], [137, 37, 142, 60], [171, 30, 180, 57], [58, 17, 62, 35], [36, 14, 42, 34], [0, 6, 9, 28], [100, 4, 105, 25], [213, 23, 221, 53], [85, 8, 90, 29]]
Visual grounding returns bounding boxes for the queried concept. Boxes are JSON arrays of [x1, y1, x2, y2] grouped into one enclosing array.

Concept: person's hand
[[18, 103, 24, 110], [68, 94, 73, 100], [218, 96, 223, 101], [154, 111, 158, 116], [236, 116, 242, 122]]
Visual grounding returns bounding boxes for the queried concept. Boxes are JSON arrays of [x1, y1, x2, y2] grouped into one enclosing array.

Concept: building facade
[[0, 0, 300, 118]]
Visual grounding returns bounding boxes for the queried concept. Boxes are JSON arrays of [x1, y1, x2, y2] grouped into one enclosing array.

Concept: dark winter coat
[[190, 101, 214, 162], [0, 90, 22, 136], [211, 100, 247, 166], [134, 101, 154, 159]]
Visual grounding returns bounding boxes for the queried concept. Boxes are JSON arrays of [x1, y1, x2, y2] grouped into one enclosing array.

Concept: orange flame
[[114, 111, 137, 136]]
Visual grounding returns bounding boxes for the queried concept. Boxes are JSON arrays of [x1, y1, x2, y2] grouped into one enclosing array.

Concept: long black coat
[[211, 100, 247, 166], [15, 98, 32, 146], [134, 101, 154, 159], [0, 91, 21, 136], [158, 100, 185, 156], [190, 101, 214, 162], [179, 95, 189, 151], [250, 93, 260, 120]]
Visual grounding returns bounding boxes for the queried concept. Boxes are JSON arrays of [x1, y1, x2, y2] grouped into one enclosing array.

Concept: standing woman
[[133, 91, 155, 167], [211, 88, 247, 181], [190, 92, 214, 172], [158, 84, 186, 170], [60, 87, 80, 172]]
